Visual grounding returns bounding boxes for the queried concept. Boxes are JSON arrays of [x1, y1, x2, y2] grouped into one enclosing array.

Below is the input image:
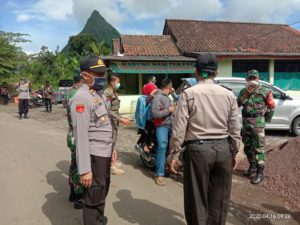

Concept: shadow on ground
[[42, 160, 82, 225], [113, 189, 185, 225]]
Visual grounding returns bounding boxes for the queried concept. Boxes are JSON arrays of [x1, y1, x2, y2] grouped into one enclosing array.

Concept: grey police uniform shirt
[[70, 84, 113, 175], [170, 79, 241, 161], [18, 83, 29, 99]]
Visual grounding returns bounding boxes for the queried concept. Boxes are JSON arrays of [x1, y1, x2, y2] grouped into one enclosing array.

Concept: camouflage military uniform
[[67, 87, 83, 195], [237, 85, 275, 167], [104, 87, 120, 129]]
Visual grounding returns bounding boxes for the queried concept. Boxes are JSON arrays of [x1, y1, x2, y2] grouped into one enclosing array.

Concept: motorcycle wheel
[[140, 154, 155, 170]]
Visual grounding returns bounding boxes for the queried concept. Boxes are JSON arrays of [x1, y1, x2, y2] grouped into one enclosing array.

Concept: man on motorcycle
[[151, 78, 175, 186]]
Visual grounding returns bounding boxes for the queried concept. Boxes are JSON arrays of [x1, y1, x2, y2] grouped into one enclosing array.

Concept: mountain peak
[[80, 10, 120, 48], [90, 10, 104, 20]]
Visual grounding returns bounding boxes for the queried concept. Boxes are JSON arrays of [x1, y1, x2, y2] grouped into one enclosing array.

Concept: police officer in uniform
[[169, 54, 241, 225], [70, 55, 116, 225], [237, 70, 275, 184]]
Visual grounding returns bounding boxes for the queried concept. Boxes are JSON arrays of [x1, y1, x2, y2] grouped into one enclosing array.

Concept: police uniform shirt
[[70, 84, 113, 175], [170, 79, 241, 161]]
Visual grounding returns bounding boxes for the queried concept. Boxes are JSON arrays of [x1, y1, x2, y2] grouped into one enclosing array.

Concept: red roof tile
[[119, 35, 181, 56], [163, 20, 300, 55]]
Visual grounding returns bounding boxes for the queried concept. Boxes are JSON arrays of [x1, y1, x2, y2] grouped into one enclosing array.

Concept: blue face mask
[[93, 77, 106, 91]]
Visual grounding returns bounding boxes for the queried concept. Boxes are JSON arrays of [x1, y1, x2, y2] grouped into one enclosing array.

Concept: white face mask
[[115, 82, 121, 90], [246, 80, 258, 90]]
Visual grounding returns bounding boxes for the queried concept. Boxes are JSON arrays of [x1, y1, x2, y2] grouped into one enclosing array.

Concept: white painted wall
[[218, 59, 232, 77], [119, 95, 141, 114]]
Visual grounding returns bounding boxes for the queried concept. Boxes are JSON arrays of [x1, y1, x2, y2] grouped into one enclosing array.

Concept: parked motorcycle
[[29, 90, 44, 107]]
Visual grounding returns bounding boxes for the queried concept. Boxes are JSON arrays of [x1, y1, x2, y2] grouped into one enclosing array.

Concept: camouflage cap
[[247, 70, 259, 79]]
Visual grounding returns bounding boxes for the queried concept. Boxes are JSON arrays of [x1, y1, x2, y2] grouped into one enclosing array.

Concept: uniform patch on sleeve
[[76, 104, 85, 113]]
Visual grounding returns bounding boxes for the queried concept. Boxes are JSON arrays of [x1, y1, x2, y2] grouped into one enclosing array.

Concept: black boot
[[69, 187, 76, 202], [74, 199, 83, 209], [19, 114, 22, 120], [251, 165, 264, 184], [243, 163, 257, 177], [99, 216, 108, 225]]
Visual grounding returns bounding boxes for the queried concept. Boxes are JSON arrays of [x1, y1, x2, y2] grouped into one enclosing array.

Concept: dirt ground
[[0, 103, 299, 225]]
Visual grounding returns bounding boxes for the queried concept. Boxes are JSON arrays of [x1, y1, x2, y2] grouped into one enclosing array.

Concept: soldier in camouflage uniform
[[67, 73, 84, 209], [104, 74, 130, 175], [237, 70, 275, 184]]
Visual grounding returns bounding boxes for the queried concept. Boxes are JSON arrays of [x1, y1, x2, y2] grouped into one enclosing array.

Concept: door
[[260, 84, 291, 130]]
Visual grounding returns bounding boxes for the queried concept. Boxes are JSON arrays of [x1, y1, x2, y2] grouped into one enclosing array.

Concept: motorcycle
[[135, 122, 157, 169], [134, 92, 185, 172], [29, 90, 44, 107]]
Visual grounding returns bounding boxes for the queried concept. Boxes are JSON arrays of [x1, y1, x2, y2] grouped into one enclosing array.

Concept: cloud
[[119, 0, 223, 20], [16, 14, 31, 22], [221, 0, 300, 23], [14, 0, 73, 22]]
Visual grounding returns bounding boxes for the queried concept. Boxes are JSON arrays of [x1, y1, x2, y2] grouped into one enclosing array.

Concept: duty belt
[[244, 114, 264, 118], [185, 138, 228, 145]]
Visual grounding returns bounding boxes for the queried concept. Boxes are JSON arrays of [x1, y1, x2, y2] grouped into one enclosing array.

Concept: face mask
[[247, 80, 258, 89], [92, 77, 106, 91], [115, 83, 121, 90]]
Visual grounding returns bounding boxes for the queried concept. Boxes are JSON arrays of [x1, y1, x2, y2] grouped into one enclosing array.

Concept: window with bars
[[232, 60, 270, 81], [232, 60, 269, 72], [275, 60, 300, 72]]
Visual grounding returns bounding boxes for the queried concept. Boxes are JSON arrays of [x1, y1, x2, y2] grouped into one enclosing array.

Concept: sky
[[1, 0, 300, 54]]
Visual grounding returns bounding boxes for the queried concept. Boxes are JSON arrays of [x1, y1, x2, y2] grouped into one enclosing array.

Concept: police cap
[[195, 53, 218, 74], [80, 55, 108, 73]]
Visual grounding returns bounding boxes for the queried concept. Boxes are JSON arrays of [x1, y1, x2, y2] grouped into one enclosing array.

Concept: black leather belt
[[185, 138, 228, 145], [244, 114, 263, 118]]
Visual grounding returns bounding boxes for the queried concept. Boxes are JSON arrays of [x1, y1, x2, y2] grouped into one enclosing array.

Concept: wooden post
[[138, 73, 143, 95]]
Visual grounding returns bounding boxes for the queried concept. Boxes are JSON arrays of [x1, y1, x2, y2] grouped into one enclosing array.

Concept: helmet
[[195, 53, 218, 74]]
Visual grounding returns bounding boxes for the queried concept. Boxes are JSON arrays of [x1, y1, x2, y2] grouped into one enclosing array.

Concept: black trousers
[[83, 155, 111, 225], [44, 98, 52, 112], [18, 99, 29, 116], [3, 94, 9, 105], [184, 139, 233, 225]]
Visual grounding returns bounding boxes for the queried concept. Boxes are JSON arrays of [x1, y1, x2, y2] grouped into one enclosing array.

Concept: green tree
[[90, 41, 110, 56], [67, 33, 98, 56], [0, 31, 30, 79]]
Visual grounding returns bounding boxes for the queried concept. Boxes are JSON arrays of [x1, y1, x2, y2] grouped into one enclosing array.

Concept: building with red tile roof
[[104, 19, 300, 94]]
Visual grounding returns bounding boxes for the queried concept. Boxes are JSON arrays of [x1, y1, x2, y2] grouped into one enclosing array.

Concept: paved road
[[0, 107, 299, 225]]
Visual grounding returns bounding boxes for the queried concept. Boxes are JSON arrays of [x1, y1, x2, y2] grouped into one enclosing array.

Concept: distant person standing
[[104, 74, 130, 176], [17, 78, 30, 119], [142, 76, 157, 95], [1, 82, 9, 105], [43, 81, 53, 113], [237, 70, 275, 184]]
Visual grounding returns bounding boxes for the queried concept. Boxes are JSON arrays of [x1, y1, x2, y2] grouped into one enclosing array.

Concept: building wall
[[218, 59, 232, 77]]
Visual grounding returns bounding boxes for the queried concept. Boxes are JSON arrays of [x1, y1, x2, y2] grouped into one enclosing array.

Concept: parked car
[[177, 77, 300, 136], [56, 80, 73, 104]]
